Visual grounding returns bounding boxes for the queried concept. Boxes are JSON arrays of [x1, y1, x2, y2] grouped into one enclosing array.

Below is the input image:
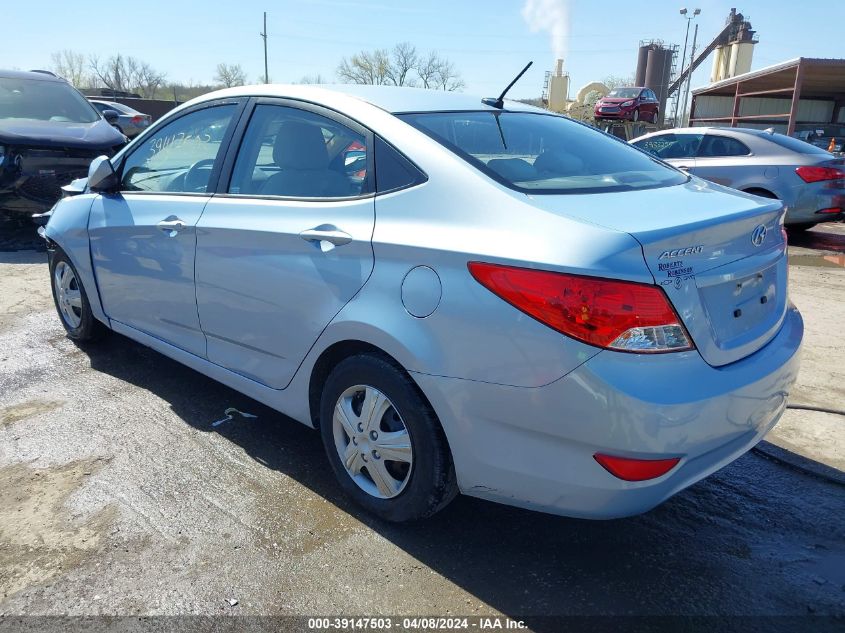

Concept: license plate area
[[698, 262, 779, 345]]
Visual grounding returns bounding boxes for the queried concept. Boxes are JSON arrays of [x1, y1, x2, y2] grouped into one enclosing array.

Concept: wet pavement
[[0, 215, 843, 630]]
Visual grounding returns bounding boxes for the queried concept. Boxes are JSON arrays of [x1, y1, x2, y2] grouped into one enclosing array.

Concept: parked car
[[0, 70, 126, 215], [42, 85, 802, 522], [632, 126, 845, 230], [594, 87, 659, 123], [792, 124, 845, 156], [89, 100, 152, 138]]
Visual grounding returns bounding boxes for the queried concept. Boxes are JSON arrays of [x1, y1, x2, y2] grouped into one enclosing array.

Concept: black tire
[[319, 353, 457, 522], [49, 248, 106, 341], [651, 110, 659, 124], [632, 108, 640, 122]]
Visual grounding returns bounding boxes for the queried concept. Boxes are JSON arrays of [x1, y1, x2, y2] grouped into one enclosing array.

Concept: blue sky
[[5, 0, 844, 98]]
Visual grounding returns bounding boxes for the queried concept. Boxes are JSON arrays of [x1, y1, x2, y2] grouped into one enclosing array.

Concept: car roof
[[185, 83, 546, 115], [0, 69, 65, 82]]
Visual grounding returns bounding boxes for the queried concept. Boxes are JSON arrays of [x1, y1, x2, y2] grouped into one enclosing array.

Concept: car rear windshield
[[764, 132, 832, 155], [0, 77, 100, 124], [398, 111, 687, 194]]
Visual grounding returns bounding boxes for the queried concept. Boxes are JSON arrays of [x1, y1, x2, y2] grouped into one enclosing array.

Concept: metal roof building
[[689, 57, 845, 134]]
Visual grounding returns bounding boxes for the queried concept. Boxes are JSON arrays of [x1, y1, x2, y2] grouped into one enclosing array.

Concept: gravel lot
[[0, 216, 843, 631]]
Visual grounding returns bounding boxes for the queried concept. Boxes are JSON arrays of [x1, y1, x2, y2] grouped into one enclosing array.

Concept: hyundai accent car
[[0, 70, 126, 215], [594, 87, 659, 123], [42, 85, 802, 522], [631, 126, 845, 230]]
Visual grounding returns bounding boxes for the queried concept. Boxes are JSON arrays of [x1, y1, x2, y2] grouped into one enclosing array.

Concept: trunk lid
[[527, 179, 788, 366]]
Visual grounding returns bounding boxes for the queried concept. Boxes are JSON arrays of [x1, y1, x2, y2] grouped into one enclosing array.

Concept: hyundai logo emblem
[[751, 224, 767, 247]]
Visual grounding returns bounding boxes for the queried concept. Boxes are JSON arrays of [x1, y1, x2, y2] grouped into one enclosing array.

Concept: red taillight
[[131, 115, 144, 125], [795, 165, 845, 183], [467, 262, 693, 353], [816, 207, 842, 214], [594, 453, 681, 481]]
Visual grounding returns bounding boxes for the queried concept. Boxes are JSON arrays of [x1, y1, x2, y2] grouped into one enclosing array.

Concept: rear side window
[[765, 132, 832, 155], [633, 133, 703, 159], [400, 111, 687, 194], [698, 135, 751, 157], [374, 136, 425, 193]]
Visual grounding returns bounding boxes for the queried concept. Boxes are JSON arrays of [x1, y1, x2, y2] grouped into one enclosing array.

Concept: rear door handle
[[677, 165, 692, 171], [157, 216, 186, 237], [299, 224, 353, 252]]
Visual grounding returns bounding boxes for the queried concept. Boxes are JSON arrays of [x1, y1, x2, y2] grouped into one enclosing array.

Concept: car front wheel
[[319, 354, 457, 522], [50, 249, 105, 341], [632, 108, 640, 122]]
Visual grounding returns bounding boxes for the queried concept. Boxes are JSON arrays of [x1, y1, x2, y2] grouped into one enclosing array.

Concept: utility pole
[[681, 23, 699, 126], [260, 12, 269, 84], [675, 8, 700, 127]]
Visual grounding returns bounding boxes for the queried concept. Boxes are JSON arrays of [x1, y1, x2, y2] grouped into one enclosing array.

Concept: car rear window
[[764, 132, 832, 155], [398, 111, 687, 194], [0, 77, 100, 124]]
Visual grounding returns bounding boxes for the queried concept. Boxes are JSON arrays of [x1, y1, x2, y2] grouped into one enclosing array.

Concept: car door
[[693, 133, 753, 187], [88, 100, 243, 357], [633, 132, 702, 172], [194, 100, 376, 389]]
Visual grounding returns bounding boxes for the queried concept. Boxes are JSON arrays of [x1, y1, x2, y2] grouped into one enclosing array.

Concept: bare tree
[[50, 50, 87, 87], [603, 74, 636, 90], [214, 63, 246, 88], [89, 54, 166, 97], [432, 58, 464, 92], [385, 42, 418, 87], [297, 73, 326, 84], [337, 49, 391, 85], [137, 62, 167, 98], [338, 44, 463, 91]]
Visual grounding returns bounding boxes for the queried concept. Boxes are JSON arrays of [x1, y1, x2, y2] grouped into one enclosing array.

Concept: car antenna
[[482, 61, 533, 109]]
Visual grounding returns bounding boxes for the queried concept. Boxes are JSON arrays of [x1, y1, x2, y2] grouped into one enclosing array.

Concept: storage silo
[[635, 45, 651, 86], [644, 46, 673, 122]]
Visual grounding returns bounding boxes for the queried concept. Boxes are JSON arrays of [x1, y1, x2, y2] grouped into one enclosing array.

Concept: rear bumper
[[414, 305, 803, 519], [785, 181, 845, 224]]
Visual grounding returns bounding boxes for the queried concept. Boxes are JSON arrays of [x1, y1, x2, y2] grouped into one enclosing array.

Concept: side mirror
[[88, 155, 119, 192], [102, 109, 120, 126]]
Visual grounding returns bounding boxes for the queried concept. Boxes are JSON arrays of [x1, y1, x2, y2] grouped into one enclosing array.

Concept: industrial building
[[690, 57, 845, 135]]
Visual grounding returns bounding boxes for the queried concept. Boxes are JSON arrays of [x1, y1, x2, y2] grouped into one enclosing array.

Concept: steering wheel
[[183, 158, 216, 193]]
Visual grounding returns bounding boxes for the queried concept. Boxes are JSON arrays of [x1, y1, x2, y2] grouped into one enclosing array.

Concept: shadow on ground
[[76, 332, 845, 625]]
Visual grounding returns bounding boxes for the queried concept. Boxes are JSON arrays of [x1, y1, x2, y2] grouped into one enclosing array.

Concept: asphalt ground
[[0, 215, 843, 633]]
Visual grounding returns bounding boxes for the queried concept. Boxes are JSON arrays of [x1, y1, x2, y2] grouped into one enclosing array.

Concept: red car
[[594, 87, 659, 123]]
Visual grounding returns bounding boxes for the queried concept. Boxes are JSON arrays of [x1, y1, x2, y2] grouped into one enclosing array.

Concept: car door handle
[[157, 216, 186, 237], [677, 165, 692, 171], [299, 225, 353, 252]]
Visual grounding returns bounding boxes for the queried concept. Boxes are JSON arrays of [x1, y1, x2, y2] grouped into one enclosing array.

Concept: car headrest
[[273, 121, 328, 169]]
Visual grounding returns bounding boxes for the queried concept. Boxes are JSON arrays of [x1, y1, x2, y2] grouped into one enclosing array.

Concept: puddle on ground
[[0, 458, 115, 597], [788, 254, 845, 269], [0, 399, 65, 427]]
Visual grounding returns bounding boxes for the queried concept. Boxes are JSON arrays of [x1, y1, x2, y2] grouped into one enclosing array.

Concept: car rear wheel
[[319, 353, 457, 522], [49, 249, 105, 341], [651, 110, 659, 124]]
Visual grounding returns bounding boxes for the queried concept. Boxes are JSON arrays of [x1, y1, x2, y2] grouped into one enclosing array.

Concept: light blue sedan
[[42, 85, 803, 522]]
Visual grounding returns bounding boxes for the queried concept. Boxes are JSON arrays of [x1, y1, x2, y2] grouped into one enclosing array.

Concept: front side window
[[0, 77, 99, 123], [229, 105, 368, 198], [698, 135, 751, 157], [400, 111, 687, 194], [633, 133, 703, 160], [120, 104, 236, 193]]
